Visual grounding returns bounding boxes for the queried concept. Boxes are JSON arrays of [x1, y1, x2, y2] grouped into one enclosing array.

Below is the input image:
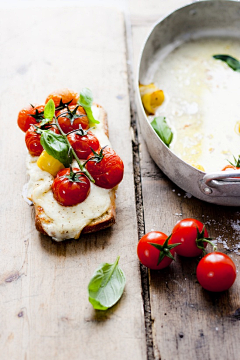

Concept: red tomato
[[222, 165, 240, 171], [197, 252, 236, 292], [57, 105, 89, 133], [67, 130, 100, 160], [85, 147, 124, 189], [222, 155, 240, 176], [25, 124, 59, 156], [52, 168, 90, 206], [171, 218, 210, 257], [45, 89, 79, 108], [17, 104, 45, 132], [137, 231, 178, 270]]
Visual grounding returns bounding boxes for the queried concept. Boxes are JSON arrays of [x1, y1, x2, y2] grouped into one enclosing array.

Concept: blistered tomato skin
[[25, 125, 59, 156], [45, 89, 79, 108], [137, 231, 176, 270], [57, 105, 89, 133], [196, 252, 236, 292], [171, 218, 208, 257], [86, 147, 124, 189], [17, 105, 45, 132], [52, 168, 90, 207], [67, 131, 100, 160]]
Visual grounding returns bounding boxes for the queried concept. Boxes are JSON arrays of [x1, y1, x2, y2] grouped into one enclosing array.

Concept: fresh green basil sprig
[[40, 130, 71, 167], [78, 88, 100, 126], [213, 54, 240, 72], [88, 256, 126, 310], [151, 116, 173, 147]]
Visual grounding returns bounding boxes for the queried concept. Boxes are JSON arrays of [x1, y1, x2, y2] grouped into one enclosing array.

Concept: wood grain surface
[[0, 6, 146, 360], [2, 1, 240, 359], [130, 0, 240, 359]]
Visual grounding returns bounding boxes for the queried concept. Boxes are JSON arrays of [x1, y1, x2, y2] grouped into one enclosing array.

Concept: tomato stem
[[148, 235, 181, 265], [54, 116, 94, 182]]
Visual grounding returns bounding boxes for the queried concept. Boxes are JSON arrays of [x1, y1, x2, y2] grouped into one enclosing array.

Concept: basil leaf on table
[[213, 54, 240, 72], [44, 99, 55, 121], [78, 88, 100, 126], [151, 116, 173, 147], [88, 256, 126, 310], [40, 130, 71, 167]]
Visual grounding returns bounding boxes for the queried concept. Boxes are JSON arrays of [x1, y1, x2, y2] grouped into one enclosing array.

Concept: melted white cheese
[[150, 37, 240, 173], [26, 105, 112, 241]]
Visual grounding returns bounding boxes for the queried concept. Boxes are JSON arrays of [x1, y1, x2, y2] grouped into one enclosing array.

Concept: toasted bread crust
[[34, 104, 116, 240]]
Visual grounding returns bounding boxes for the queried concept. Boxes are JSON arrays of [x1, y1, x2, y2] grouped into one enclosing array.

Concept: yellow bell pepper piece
[[191, 163, 205, 172], [37, 150, 65, 176], [142, 90, 165, 115]]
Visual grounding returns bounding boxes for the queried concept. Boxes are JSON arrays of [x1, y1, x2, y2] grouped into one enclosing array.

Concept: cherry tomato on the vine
[[25, 124, 59, 156], [17, 104, 45, 132], [52, 168, 90, 206], [85, 147, 124, 189], [67, 130, 100, 160], [197, 252, 236, 292], [171, 218, 211, 257], [45, 89, 79, 108], [137, 231, 180, 270], [57, 105, 89, 133]]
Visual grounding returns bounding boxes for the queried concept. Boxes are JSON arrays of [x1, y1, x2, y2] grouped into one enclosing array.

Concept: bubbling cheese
[[150, 37, 240, 173], [26, 105, 113, 241]]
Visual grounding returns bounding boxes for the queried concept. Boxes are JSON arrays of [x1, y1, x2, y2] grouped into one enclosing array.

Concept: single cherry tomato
[[137, 231, 179, 270], [222, 165, 240, 171], [67, 129, 100, 160], [171, 218, 212, 257], [45, 88, 79, 108], [17, 104, 45, 132], [197, 252, 236, 292], [25, 124, 59, 156], [85, 147, 124, 189], [52, 168, 90, 206], [57, 105, 89, 133], [222, 155, 240, 176]]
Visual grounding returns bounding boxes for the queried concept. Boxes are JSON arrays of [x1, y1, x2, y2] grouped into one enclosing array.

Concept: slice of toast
[[32, 104, 116, 240]]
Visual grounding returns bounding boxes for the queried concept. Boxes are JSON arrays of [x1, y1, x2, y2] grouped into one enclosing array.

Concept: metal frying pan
[[136, 0, 240, 206]]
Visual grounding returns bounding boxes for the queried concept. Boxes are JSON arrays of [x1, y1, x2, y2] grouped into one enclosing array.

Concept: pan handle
[[199, 170, 240, 197]]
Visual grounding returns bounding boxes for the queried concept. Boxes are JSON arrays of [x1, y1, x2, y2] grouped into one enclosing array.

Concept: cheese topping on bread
[[26, 105, 113, 241]]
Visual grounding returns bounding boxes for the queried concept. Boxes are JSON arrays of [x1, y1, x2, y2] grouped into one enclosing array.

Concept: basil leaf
[[151, 116, 173, 147], [88, 256, 126, 310], [40, 130, 70, 167], [44, 99, 55, 120], [213, 54, 240, 72], [78, 88, 100, 126]]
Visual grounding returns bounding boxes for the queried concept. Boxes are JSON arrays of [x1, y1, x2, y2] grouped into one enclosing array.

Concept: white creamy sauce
[[26, 105, 112, 241], [151, 38, 240, 172]]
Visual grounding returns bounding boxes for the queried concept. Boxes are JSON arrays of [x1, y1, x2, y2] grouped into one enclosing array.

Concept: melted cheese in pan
[[26, 105, 112, 241], [150, 38, 240, 173]]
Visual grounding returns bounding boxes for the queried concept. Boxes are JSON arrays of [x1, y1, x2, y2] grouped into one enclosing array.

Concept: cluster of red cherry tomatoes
[[18, 89, 124, 206], [137, 218, 237, 292]]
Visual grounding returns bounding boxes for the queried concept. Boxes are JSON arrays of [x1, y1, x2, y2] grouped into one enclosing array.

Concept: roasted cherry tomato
[[25, 124, 59, 156], [197, 252, 236, 292], [52, 168, 90, 206], [67, 129, 100, 160], [222, 155, 240, 174], [171, 218, 211, 257], [17, 104, 45, 132], [85, 147, 124, 189], [137, 231, 179, 270], [57, 105, 89, 133], [45, 89, 79, 108]]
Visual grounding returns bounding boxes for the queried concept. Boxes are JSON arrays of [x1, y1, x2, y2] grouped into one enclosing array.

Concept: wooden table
[[1, 1, 240, 359]]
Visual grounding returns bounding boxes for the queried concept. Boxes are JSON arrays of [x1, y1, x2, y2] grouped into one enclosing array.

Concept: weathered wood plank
[[0, 6, 146, 360], [130, 0, 240, 359]]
